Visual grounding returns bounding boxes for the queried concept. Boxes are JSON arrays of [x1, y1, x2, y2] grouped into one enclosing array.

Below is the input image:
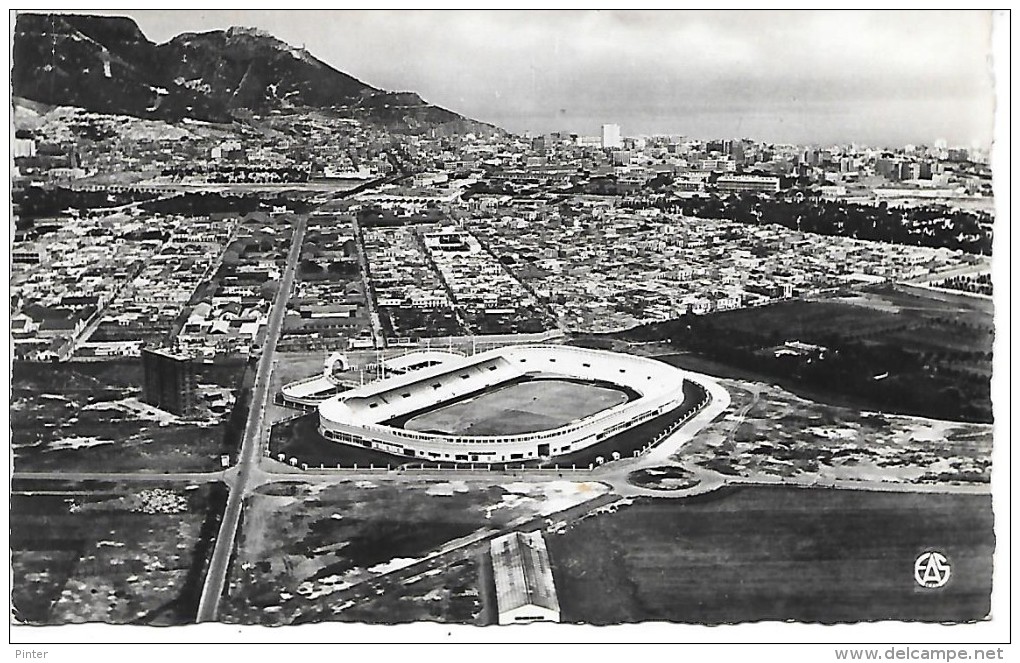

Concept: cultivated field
[[404, 378, 630, 436], [547, 487, 993, 624], [329, 556, 484, 625]]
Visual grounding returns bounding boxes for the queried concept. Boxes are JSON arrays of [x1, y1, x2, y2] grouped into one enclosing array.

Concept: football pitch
[[403, 378, 630, 436]]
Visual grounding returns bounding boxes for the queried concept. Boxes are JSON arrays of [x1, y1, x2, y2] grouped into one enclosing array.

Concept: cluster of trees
[[463, 306, 551, 335], [13, 185, 156, 222], [383, 308, 462, 338], [934, 273, 992, 296], [299, 258, 358, 278], [162, 165, 311, 184], [140, 193, 306, 215], [625, 193, 993, 255]]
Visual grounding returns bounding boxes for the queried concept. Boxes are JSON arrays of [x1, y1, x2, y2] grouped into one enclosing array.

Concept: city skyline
[[70, 9, 1000, 148]]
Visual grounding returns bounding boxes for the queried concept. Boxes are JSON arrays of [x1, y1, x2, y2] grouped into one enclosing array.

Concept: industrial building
[[490, 531, 561, 625]]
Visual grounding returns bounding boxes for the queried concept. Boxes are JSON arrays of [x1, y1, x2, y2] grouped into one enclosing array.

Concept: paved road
[[12, 471, 227, 483], [351, 213, 386, 348], [195, 213, 307, 622]]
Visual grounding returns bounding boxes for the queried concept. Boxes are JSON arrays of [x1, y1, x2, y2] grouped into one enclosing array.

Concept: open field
[[10, 480, 226, 625], [547, 487, 993, 624], [329, 556, 484, 624], [681, 378, 991, 485], [11, 360, 245, 473], [270, 351, 334, 388], [404, 378, 630, 436], [616, 284, 994, 423], [219, 478, 606, 624]]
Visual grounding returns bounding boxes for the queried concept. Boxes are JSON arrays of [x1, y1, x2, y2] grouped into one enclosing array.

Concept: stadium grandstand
[[314, 345, 689, 464]]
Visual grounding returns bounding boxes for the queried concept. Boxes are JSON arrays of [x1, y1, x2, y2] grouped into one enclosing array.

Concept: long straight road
[[196, 213, 307, 622], [350, 212, 387, 348], [12, 471, 226, 483]]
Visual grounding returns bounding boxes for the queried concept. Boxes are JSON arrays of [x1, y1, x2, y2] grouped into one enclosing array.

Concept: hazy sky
[[77, 9, 997, 147]]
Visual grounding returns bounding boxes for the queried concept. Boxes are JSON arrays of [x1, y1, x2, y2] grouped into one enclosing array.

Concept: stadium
[[307, 345, 691, 465]]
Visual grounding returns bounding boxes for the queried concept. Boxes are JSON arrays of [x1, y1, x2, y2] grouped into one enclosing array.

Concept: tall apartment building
[[141, 347, 197, 416], [601, 124, 622, 149]]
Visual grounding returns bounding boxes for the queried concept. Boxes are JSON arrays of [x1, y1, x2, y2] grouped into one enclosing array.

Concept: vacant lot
[[270, 351, 332, 388], [330, 556, 484, 625], [547, 487, 993, 624], [619, 284, 994, 422], [10, 480, 225, 625], [682, 379, 992, 485], [220, 478, 607, 624], [11, 361, 241, 473]]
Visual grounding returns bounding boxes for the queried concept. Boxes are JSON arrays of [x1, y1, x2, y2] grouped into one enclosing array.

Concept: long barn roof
[[491, 531, 560, 615]]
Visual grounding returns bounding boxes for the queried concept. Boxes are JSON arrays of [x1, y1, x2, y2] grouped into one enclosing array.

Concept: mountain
[[12, 13, 499, 135]]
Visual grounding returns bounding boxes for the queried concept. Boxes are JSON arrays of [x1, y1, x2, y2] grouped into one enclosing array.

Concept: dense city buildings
[[715, 174, 781, 194], [9, 99, 995, 350], [11, 109, 993, 351]]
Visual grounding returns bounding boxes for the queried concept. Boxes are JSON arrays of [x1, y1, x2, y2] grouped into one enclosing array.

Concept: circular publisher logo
[[914, 551, 951, 588]]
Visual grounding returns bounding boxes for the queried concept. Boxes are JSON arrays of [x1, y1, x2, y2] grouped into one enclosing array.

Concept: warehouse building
[[491, 531, 561, 625]]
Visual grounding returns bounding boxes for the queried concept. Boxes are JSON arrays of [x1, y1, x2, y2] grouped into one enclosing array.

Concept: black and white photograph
[[6, 7, 1011, 657]]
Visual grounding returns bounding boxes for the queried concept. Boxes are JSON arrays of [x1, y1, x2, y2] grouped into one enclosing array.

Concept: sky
[[74, 9, 998, 148]]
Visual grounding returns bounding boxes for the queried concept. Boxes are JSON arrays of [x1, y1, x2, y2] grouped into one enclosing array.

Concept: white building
[[13, 138, 36, 158], [715, 175, 781, 194], [601, 124, 622, 149]]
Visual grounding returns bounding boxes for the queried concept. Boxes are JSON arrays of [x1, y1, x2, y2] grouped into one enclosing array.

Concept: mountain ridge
[[12, 12, 500, 135]]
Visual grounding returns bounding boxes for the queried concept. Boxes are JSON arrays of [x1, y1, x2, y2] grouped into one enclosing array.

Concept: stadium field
[[403, 378, 630, 436]]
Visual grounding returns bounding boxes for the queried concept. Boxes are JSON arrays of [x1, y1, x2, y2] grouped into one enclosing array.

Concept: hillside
[[12, 13, 499, 135]]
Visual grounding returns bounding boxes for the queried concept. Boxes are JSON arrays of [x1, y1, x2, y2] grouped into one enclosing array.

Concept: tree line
[[624, 193, 993, 255]]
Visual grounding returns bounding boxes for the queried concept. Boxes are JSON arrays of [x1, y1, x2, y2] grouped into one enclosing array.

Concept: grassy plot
[[619, 284, 993, 423], [547, 487, 993, 624], [269, 414, 408, 468], [10, 480, 226, 625], [404, 378, 631, 436]]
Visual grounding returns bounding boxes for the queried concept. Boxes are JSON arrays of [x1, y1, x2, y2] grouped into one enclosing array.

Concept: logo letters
[[914, 551, 951, 588]]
